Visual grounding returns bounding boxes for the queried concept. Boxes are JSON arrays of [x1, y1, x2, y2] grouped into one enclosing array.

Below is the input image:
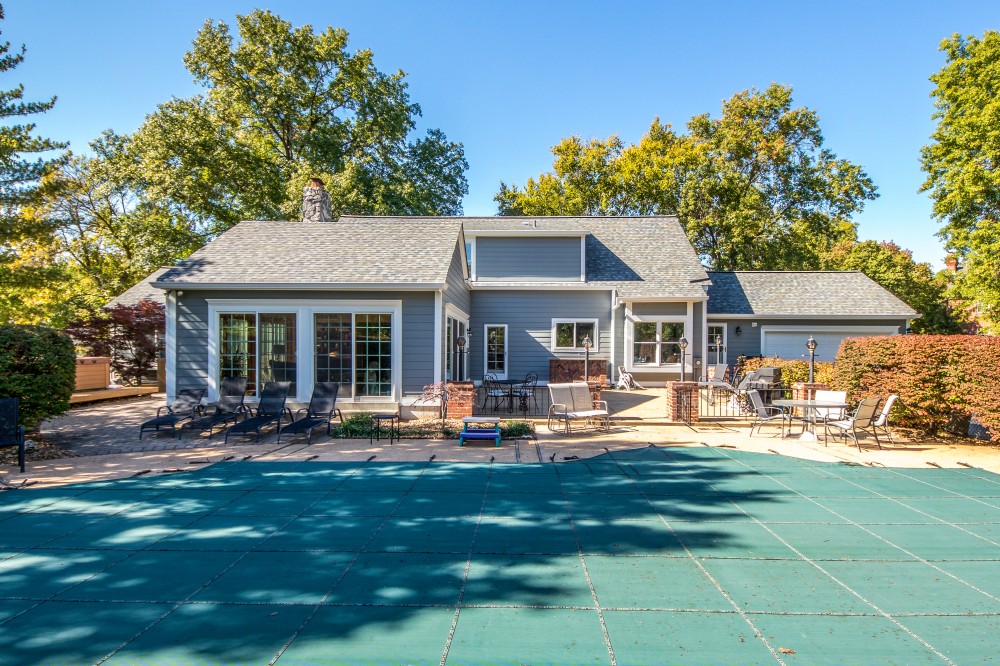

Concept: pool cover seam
[[608, 446, 790, 666], [704, 446, 967, 666], [93, 459, 373, 664]]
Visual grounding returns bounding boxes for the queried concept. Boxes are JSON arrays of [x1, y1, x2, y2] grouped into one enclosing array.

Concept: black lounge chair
[[180, 376, 248, 439], [277, 382, 343, 445], [139, 389, 206, 439], [0, 397, 26, 473], [224, 381, 292, 444]]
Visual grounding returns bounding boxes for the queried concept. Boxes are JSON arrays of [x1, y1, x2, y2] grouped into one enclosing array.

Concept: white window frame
[[207, 299, 402, 403], [483, 323, 508, 380], [624, 302, 693, 374], [550, 318, 599, 352], [445, 303, 470, 382], [707, 322, 728, 364]]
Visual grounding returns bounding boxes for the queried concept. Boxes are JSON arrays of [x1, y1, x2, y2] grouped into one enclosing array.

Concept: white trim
[[580, 236, 586, 282], [444, 303, 471, 321], [433, 291, 443, 386], [550, 318, 600, 353], [458, 227, 470, 280], [469, 237, 477, 281], [707, 321, 728, 365], [165, 291, 177, 401], [207, 299, 403, 403], [468, 282, 610, 290], [701, 301, 708, 374], [623, 304, 694, 374], [622, 296, 709, 302], [483, 323, 508, 380], [463, 229, 588, 238], [609, 289, 617, 384], [707, 313, 914, 320], [153, 282, 443, 291]]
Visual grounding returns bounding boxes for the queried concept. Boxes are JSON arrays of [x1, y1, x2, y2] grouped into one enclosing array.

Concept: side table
[[370, 413, 400, 444]]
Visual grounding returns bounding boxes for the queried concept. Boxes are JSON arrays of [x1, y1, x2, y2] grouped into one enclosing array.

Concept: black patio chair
[[224, 381, 292, 444], [0, 397, 26, 473], [139, 389, 206, 439], [481, 374, 509, 414], [277, 382, 343, 445], [180, 376, 248, 439], [512, 371, 539, 413]]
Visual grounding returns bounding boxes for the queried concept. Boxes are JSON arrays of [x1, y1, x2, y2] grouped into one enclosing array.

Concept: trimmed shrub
[[0, 325, 76, 429], [832, 335, 1000, 440], [738, 356, 835, 386]]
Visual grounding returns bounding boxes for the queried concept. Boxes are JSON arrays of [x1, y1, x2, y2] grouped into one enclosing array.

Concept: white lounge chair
[[547, 382, 611, 434], [871, 395, 899, 445]]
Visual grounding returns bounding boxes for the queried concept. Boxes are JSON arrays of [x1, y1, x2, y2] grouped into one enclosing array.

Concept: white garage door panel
[[762, 329, 896, 363]]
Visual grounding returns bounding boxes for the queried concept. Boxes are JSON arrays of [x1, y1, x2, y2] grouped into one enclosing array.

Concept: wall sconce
[[734, 326, 742, 336]]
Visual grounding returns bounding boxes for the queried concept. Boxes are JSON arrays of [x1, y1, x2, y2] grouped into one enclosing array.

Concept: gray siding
[[443, 239, 471, 315], [174, 289, 435, 398], [470, 290, 614, 382], [475, 237, 582, 282]]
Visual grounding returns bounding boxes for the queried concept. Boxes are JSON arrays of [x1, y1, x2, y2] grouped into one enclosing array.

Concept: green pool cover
[[1, 446, 998, 665]]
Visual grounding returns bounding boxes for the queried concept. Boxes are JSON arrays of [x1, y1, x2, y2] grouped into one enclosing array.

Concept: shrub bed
[[832, 335, 1000, 440], [329, 412, 534, 439], [737, 356, 835, 386], [0, 325, 76, 429]]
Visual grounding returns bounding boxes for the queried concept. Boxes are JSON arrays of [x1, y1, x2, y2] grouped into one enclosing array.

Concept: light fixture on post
[[456, 335, 466, 382], [715, 334, 723, 365], [806, 335, 817, 384], [582, 334, 593, 383], [679, 337, 689, 382]]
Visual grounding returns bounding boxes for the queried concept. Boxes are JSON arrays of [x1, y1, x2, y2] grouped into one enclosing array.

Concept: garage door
[[761, 328, 898, 363]]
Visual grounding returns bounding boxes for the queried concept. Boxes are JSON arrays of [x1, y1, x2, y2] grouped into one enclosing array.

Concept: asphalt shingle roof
[[462, 216, 709, 299], [106, 267, 169, 307], [706, 271, 918, 317], [153, 218, 464, 288]]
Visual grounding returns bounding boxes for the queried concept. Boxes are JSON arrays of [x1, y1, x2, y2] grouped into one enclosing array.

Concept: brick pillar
[[446, 381, 475, 419], [666, 381, 700, 422], [588, 380, 602, 403]]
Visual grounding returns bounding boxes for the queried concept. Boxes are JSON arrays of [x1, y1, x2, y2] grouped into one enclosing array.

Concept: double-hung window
[[632, 321, 685, 366], [551, 319, 598, 352]]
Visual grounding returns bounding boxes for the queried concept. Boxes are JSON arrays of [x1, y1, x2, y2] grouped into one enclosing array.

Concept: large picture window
[[551, 319, 597, 351], [219, 312, 297, 397], [315, 313, 353, 396], [632, 321, 685, 366]]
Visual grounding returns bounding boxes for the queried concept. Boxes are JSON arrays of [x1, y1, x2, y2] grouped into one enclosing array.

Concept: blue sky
[[8, 1, 1000, 267]]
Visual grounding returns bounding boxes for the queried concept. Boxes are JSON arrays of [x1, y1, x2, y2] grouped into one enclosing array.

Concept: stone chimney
[[302, 177, 332, 222], [945, 254, 959, 273]]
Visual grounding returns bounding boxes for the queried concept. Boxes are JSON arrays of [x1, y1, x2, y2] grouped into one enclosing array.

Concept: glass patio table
[[772, 398, 849, 442]]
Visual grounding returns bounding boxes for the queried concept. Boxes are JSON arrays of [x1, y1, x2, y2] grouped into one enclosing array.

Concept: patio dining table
[[493, 379, 531, 414], [772, 398, 849, 442]]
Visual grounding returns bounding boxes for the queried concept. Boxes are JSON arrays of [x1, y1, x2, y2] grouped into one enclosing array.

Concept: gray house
[[149, 215, 916, 409]]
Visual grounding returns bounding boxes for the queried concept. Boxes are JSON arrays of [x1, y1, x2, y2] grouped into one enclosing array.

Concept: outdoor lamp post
[[582, 334, 593, 382], [715, 334, 723, 365], [806, 335, 817, 383], [679, 337, 689, 382], [456, 335, 466, 381]]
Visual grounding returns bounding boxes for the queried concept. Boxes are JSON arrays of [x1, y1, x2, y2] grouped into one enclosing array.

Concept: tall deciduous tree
[[0, 3, 68, 322], [497, 84, 877, 270], [134, 9, 468, 232], [921, 31, 1000, 331], [820, 240, 960, 334]]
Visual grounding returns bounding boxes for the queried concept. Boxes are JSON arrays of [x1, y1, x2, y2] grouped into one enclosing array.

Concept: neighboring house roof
[[153, 218, 465, 289], [706, 271, 919, 318], [463, 216, 710, 300], [105, 267, 170, 308]]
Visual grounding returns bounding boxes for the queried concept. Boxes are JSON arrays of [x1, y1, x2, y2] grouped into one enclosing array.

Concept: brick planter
[[549, 359, 608, 387], [446, 381, 475, 419]]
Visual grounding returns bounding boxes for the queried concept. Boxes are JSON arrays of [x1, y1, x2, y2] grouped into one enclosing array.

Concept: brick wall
[[446, 381, 475, 419], [549, 359, 608, 387]]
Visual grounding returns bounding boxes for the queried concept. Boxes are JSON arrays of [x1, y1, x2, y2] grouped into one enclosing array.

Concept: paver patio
[[1, 446, 998, 665]]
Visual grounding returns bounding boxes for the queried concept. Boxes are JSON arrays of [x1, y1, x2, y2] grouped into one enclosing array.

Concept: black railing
[[698, 384, 791, 420], [473, 385, 552, 418]]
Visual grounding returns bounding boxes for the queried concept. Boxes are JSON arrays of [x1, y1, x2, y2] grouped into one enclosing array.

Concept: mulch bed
[[0, 435, 75, 468]]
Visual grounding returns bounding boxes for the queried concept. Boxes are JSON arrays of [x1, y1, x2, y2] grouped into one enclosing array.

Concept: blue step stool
[[459, 416, 501, 447]]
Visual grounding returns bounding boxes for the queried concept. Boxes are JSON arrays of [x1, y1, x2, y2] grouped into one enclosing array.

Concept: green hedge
[[831, 335, 1000, 439], [738, 356, 836, 386], [0, 325, 76, 429]]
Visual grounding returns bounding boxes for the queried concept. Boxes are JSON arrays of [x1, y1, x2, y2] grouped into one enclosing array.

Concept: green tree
[[134, 9, 467, 232], [0, 3, 68, 323], [497, 84, 876, 270], [921, 31, 1000, 332], [820, 240, 960, 334]]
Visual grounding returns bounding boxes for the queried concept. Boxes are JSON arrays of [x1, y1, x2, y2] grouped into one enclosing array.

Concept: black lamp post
[[456, 335, 466, 382], [679, 337, 689, 382], [806, 335, 817, 383], [582, 334, 593, 382]]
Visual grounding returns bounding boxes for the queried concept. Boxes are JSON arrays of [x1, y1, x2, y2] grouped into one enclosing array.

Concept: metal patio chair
[[748, 389, 786, 437], [139, 389, 206, 439], [547, 382, 610, 434], [180, 376, 248, 439], [827, 397, 882, 451], [224, 381, 292, 444], [277, 382, 343, 445]]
